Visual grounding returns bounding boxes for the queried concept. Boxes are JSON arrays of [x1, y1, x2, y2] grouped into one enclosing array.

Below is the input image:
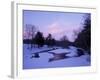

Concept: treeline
[[23, 31, 56, 48], [23, 31, 72, 48], [74, 14, 91, 54]]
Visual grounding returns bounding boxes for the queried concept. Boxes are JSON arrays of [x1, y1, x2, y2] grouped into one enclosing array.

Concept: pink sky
[[42, 22, 84, 42], [23, 10, 89, 42]]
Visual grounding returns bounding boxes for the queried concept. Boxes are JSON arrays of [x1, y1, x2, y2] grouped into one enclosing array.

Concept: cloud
[[44, 22, 66, 39], [23, 21, 84, 42], [44, 21, 84, 42], [47, 22, 64, 34]]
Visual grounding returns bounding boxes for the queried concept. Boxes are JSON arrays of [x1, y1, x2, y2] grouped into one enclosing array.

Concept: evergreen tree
[[75, 14, 91, 54], [34, 31, 44, 48], [46, 34, 55, 47]]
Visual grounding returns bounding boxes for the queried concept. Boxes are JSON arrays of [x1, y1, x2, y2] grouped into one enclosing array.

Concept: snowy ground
[[23, 44, 91, 69]]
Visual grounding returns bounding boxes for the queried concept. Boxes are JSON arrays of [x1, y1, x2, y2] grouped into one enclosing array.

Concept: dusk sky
[[23, 10, 90, 42]]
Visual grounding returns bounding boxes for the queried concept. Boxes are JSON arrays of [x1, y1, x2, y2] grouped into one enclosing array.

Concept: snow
[[48, 48, 70, 54], [23, 44, 91, 69], [66, 46, 78, 57]]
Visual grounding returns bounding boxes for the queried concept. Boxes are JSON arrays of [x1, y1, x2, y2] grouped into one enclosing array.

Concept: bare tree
[[24, 24, 37, 49], [25, 24, 37, 39]]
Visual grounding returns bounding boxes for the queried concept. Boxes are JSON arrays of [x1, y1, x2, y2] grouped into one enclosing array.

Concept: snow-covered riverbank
[[23, 44, 90, 69]]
